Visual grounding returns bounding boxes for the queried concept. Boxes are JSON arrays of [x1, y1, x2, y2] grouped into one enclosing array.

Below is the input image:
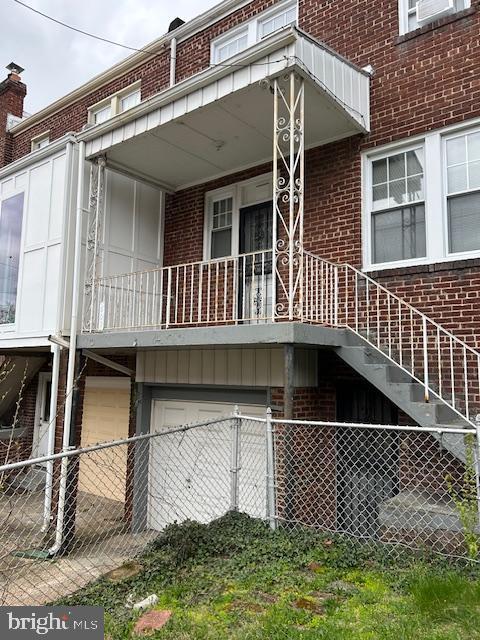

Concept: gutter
[[9, 0, 255, 137]]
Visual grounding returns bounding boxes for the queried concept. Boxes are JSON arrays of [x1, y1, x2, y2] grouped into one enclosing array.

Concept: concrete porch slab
[[77, 322, 350, 352]]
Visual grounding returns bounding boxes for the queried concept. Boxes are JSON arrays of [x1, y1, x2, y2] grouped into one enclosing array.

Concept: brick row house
[[0, 0, 479, 543]]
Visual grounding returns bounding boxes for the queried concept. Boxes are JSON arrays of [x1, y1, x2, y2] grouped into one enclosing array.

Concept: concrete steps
[[336, 341, 470, 462]]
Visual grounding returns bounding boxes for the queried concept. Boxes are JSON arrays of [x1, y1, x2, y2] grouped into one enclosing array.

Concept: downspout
[[42, 139, 74, 532], [41, 343, 60, 532], [169, 37, 177, 87], [48, 140, 86, 556]]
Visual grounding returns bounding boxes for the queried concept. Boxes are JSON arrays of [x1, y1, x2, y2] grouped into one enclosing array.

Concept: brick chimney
[[0, 63, 27, 168]]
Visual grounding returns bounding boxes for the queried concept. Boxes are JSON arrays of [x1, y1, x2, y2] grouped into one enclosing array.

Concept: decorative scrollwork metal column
[[82, 155, 106, 332], [272, 72, 305, 321]]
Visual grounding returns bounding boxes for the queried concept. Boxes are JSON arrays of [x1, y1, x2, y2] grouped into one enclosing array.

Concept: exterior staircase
[[305, 252, 480, 463], [336, 339, 471, 462]]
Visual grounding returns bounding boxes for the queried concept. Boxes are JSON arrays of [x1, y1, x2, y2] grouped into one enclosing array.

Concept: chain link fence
[[0, 412, 479, 606]]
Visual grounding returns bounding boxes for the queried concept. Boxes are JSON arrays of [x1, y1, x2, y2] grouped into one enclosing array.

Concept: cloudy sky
[[1, 0, 219, 115]]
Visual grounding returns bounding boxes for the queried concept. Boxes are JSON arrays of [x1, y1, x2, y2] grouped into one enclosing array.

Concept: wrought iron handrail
[[303, 250, 480, 427]]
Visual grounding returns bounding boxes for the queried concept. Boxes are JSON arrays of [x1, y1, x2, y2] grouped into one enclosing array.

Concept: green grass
[[59, 513, 480, 639]]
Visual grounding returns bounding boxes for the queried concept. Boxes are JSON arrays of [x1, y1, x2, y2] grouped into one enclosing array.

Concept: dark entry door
[[238, 202, 273, 321], [336, 383, 400, 537]]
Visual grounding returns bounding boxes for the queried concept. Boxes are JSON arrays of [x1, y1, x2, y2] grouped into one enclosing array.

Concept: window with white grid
[[446, 131, 480, 254], [211, 1, 297, 64], [401, 0, 469, 34], [370, 149, 426, 265], [210, 197, 233, 258]]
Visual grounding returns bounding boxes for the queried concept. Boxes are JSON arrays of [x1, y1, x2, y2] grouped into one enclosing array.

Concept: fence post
[[266, 407, 277, 530], [230, 405, 241, 512], [475, 414, 480, 529]]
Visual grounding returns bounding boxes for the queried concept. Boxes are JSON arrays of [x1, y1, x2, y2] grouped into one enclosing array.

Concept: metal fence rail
[[0, 412, 479, 606]]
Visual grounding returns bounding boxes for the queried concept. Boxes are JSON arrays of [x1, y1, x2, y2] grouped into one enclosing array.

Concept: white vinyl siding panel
[[0, 151, 68, 338]]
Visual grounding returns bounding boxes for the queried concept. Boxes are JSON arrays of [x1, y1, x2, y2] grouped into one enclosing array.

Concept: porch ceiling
[[82, 28, 370, 192]]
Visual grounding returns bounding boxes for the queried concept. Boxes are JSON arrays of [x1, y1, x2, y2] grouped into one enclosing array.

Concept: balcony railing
[[84, 247, 480, 428], [84, 249, 273, 333]]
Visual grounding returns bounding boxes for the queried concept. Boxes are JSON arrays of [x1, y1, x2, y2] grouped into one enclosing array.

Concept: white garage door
[[148, 400, 266, 531]]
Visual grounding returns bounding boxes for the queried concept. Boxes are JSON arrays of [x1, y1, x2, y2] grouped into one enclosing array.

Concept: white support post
[[266, 407, 277, 530], [272, 72, 305, 321], [230, 405, 241, 512], [83, 155, 106, 333]]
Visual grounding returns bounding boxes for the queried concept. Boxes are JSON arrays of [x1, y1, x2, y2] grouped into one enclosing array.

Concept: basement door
[[148, 400, 266, 531], [238, 202, 273, 322], [336, 383, 400, 538]]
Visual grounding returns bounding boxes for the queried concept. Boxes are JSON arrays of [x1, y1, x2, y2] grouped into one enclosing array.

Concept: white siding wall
[[102, 170, 162, 277], [136, 348, 318, 387], [0, 151, 69, 340]]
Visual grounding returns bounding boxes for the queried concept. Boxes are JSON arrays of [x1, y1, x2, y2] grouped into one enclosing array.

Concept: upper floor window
[[446, 131, 480, 254], [400, 0, 470, 34], [31, 132, 50, 151], [363, 123, 480, 270], [88, 81, 141, 126], [211, 1, 297, 64], [259, 3, 297, 38], [214, 28, 249, 64], [0, 193, 24, 325], [370, 149, 426, 265]]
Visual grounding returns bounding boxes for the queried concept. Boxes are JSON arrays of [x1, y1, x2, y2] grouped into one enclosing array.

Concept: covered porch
[[79, 26, 370, 335]]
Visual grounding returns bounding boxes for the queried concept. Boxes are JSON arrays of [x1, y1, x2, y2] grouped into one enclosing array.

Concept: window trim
[[364, 143, 428, 270], [87, 81, 141, 125], [363, 121, 480, 271], [203, 173, 273, 261], [210, 0, 297, 64], [398, 0, 471, 35], [442, 127, 480, 260], [30, 131, 50, 152]]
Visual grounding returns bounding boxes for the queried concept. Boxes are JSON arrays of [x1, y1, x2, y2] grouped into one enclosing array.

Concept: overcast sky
[[1, 0, 219, 115]]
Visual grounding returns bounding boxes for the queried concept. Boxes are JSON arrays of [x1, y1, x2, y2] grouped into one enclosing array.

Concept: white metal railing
[[303, 250, 480, 427], [85, 247, 480, 427], [85, 249, 273, 332]]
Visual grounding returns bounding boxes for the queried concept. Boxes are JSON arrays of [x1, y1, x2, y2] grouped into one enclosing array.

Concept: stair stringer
[[335, 339, 468, 463]]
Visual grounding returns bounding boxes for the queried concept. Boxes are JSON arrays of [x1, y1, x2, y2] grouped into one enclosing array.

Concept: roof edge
[[10, 0, 253, 136]]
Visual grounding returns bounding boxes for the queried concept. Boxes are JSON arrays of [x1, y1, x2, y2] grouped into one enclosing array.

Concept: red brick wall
[[301, 0, 480, 149], [0, 74, 26, 166], [11, 54, 170, 162], [175, 0, 278, 82]]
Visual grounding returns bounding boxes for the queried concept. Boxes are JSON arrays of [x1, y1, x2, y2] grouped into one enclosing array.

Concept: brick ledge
[[394, 7, 476, 45], [369, 256, 480, 279]]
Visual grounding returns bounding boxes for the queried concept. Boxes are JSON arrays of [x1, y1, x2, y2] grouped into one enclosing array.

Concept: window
[[0, 193, 24, 325], [88, 82, 141, 125], [370, 149, 426, 264], [120, 89, 141, 113], [214, 29, 249, 63], [31, 132, 49, 151], [92, 104, 112, 125], [259, 4, 297, 38], [363, 123, 480, 270], [211, 1, 297, 64], [446, 131, 480, 254], [210, 197, 233, 258], [205, 174, 273, 260], [401, 0, 470, 34]]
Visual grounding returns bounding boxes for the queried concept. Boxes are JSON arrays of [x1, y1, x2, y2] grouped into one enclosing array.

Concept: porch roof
[[79, 27, 370, 192]]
